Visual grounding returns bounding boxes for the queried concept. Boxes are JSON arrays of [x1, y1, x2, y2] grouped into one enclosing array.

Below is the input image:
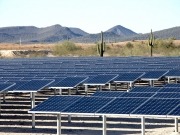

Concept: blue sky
[[0, 0, 179, 33]]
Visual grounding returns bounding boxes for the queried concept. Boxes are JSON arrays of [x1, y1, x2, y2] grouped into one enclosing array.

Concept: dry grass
[[0, 40, 180, 57], [0, 43, 54, 50]]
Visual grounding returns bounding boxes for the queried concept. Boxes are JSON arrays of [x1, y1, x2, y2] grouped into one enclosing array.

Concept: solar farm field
[[0, 56, 180, 135]]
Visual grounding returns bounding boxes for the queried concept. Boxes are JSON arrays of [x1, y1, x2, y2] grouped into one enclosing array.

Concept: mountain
[[105, 25, 137, 36], [120, 26, 180, 41], [0, 24, 180, 43], [0, 24, 88, 43]]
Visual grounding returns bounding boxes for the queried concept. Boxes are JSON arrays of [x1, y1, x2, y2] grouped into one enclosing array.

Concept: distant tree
[[126, 42, 134, 56]]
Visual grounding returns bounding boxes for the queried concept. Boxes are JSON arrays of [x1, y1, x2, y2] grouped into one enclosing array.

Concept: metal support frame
[[175, 118, 179, 132], [102, 115, 107, 135], [141, 116, 145, 135], [57, 114, 61, 135], [31, 92, 35, 128]]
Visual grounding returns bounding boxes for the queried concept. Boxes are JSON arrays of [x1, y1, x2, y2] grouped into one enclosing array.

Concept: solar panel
[[168, 105, 180, 116], [120, 92, 155, 98], [12, 79, 54, 92], [7, 80, 30, 90], [29, 96, 82, 113], [132, 98, 180, 115], [50, 77, 87, 89], [158, 87, 180, 93], [97, 98, 148, 114], [130, 87, 160, 93], [153, 93, 180, 99], [84, 74, 118, 85], [113, 72, 144, 82], [92, 91, 125, 97], [164, 83, 180, 88], [45, 77, 65, 87], [141, 71, 168, 80], [165, 70, 180, 77], [0, 83, 15, 93], [63, 96, 113, 114]]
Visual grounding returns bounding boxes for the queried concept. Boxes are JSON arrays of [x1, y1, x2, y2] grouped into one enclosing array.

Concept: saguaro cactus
[[148, 29, 155, 57], [97, 31, 105, 57]]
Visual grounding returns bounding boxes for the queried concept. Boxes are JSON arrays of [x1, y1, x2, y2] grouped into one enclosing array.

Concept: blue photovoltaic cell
[[165, 70, 180, 77], [164, 83, 180, 88], [46, 77, 65, 87], [84, 75, 117, 84], [168, 105, 180, 116], [97, 98, 147, 114], [13, 79, 54, 91], [120, 92, 155, 98], [51, 77, 87, 88], [158, 88, 180, 93], [30, 96, 82, 112], [92, 91, 125, 97], [132, 98, 180, 115], [0, 83, 15, 92], [153, 93, 180, 99], [114, 72, 144, 82], [2, 77, 23, 81], [141, 71, 167, 80], [7, 80, 30, 90], [63, 97, 113, 113], [130, 87, 160, 93]]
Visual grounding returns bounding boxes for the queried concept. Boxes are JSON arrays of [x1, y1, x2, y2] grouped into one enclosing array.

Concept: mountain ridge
[[0, 24, 179, 43]]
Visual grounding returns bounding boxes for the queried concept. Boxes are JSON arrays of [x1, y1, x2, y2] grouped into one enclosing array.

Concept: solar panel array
[[29, 93, 180, 117], [0, 57, 180, 118], [0, 57, 180, 93]]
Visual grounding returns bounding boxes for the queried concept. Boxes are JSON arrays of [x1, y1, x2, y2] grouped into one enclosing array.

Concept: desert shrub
[[53, 41, 82, 56]]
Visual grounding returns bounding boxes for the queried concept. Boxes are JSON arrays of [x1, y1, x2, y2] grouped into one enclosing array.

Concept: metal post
[[115, 83, 117, 90], [167, 77, 170, 83], [68, 115, 71, 123], [127, 83, 129, 90], [175, 118, 179, 132], [57, 114, 61, 135], [99, 85, 102, 91], [175, 78, 177, 84], [68, 88, 71, 95], [0, 96, 1, 115], [85, 85, 88, 96], [108, 83, 111, 89], [3, 92, 6, 103], [31, 92, 35, 128], [59, 89, 62, 95], [76, 86, 78, 94], [141, 116, 145, 135], [102, 115, 107, 135]]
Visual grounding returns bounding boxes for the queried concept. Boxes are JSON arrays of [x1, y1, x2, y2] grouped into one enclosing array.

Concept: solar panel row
[[29, 95, 180, 116]]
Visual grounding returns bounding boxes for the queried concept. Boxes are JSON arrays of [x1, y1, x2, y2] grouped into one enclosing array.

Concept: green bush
[[53, 41, 82, 56]]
